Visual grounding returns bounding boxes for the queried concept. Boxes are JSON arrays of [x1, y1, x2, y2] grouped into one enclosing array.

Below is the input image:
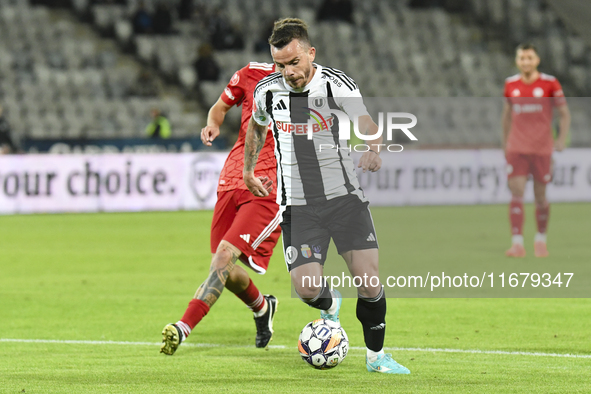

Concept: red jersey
[[504, 73, 566, 155], [218, 62, 277, 192]]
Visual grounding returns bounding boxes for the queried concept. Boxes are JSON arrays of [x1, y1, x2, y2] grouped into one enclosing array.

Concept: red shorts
[[506, 153, 552, 183], [211, 189, 281, 274]]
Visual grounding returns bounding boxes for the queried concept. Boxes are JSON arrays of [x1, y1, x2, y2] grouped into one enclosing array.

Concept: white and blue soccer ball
[[298, 319, 349, 369]]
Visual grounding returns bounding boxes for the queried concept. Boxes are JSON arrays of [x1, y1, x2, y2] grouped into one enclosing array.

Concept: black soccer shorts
[[281, 194, 379, 271]]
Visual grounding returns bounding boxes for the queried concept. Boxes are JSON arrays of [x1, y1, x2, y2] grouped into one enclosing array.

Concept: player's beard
[[288, 65, 311, 90]]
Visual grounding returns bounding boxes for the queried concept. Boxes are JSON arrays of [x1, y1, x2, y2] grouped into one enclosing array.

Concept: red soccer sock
[[509, 197, 524, 237], [536, 202, 550, 235], [176, 299, 210, 339], [235, 279, 266, 313]]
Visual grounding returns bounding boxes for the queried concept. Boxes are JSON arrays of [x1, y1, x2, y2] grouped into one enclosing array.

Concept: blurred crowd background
[[0, 0, 590, 153]]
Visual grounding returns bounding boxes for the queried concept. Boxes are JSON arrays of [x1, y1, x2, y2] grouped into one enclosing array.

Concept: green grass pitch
[[1, 203, 590, 393]]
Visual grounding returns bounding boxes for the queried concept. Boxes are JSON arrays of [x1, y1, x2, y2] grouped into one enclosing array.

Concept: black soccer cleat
[[254, 295, 278, 348]]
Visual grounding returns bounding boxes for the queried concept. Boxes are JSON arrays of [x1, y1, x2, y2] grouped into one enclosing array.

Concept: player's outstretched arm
[[356, 115, 382, 173], [243, 117, 272, 197], [501, 101, 512, 154], [201, 97, 233, 146], [555, 104, 571, 152]]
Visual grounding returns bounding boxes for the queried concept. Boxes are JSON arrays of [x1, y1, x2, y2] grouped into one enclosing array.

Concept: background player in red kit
[[502, 43, 571, 258], [161, 61, 281, 355]]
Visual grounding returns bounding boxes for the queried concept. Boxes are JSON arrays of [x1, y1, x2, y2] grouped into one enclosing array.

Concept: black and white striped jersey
[[252, 63, 369, 206]]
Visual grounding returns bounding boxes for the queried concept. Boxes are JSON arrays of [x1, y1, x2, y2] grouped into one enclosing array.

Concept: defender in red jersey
[[501, 43, 571, 258], [161, 62, 281, 355]]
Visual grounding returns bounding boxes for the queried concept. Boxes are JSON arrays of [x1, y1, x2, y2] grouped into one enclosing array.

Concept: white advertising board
[[0, 149, 589, 214]]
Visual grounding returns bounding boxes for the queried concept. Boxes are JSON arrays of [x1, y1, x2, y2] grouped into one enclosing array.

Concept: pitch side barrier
[[1, 148, 590, 214]]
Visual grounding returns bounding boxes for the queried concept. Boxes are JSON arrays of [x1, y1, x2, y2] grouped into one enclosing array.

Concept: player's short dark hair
[[516, 43, 539, 55], [268, 18, 311, 49]]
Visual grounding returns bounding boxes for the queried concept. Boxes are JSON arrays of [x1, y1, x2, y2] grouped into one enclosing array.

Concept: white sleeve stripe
[[249, 62, 274, 68], [323, 67, 358, 89], [322, 69, 355, 91], [250, 65, 274, 71], [253, 74, 282, 96]]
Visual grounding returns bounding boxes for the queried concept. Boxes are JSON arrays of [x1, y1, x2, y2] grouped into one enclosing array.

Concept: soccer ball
[[298, 319, 349, 369]]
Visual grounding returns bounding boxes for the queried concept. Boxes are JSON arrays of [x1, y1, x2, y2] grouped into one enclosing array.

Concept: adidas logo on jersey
[[366, 233, 376, 242], [273, 100, 287, 111], [240, 234, 251, 243]]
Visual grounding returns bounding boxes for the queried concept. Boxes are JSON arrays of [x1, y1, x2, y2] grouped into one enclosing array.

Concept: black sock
[[356, 287, 386, 352], [304, 285, 333, 311]]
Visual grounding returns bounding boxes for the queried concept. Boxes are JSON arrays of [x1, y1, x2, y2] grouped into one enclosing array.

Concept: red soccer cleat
[[534, 241, 549, 258], [505, 243, 526, 257]]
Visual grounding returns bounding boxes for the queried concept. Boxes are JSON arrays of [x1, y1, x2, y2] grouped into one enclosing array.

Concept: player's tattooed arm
[[194, 244, 241, 307], [244, 117, 267, 172], [244, 117, 272, 197]]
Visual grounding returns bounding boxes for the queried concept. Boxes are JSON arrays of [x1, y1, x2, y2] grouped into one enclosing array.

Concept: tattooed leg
[[194, 240, 242, 308]]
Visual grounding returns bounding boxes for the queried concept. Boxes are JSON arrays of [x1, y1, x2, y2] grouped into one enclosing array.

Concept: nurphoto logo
[[305, 106, 418, 153]]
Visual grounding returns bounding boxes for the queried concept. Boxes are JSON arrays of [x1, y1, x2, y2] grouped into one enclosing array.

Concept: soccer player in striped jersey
[[502, 43, 570, 257], [244, 18, 410, 374], [161, 62, 281, 355]]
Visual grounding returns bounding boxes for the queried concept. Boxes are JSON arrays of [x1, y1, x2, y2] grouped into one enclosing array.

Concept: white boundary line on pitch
[[1, 338, 590, 359]]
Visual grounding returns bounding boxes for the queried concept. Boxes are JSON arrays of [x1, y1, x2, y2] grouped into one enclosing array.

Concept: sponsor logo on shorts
[[506, 164, 514, 174], [544, 173, 552, 182], [240, 234, 251, 243], [285, 246, 297, 265], [301, 244, 312, 258]]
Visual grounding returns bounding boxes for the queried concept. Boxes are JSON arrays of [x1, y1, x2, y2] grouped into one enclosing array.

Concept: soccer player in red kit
[[502, 43, 571, 258], [161, 61, 281, 355]]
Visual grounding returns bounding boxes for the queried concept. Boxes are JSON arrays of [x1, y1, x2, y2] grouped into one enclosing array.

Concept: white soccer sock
[[512, 234, 524, 245], [534, 232, 547, 243], [175, 321, 191, 341], [367, 348, 385, 363], [326, 291, 338, 315], [253, 298, 268, 318]]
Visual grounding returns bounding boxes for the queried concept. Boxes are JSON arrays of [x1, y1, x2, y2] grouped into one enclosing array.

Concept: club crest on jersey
[[312, 97, 325, 109], [301, 244, 312, 258], [230, 72, 240, 86]]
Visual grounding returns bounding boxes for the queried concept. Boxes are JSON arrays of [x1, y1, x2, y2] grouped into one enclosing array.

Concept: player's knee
[[357, 284, 382, 299], [534, 195, 547, 205], [296, 285, 322, 301], [211, 248, 234, 270]]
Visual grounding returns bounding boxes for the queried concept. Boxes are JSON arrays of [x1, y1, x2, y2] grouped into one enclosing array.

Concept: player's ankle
[[534, 232, 547, 243], [367, 348, 384, 363], [325, 291, 338, 315], [175, 321, 191, 341], [253, 298, 268, 317]]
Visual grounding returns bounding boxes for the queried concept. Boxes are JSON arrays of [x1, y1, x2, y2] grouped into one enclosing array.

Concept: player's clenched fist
[[357, 150, 382, 173], [201, 125, 220, 146]]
